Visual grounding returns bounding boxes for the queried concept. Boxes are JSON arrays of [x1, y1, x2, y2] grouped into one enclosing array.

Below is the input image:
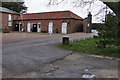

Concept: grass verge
[[58, 38, 119, 58]]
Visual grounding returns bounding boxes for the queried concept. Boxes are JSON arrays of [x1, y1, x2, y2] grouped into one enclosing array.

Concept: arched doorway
[[62, 21, 67, 34], [15, 22, 22, 31], [27, 22, 31, 32], [32, 24, 37, 32], [48, 21, 53, 33], [15, 24, 19, 31]]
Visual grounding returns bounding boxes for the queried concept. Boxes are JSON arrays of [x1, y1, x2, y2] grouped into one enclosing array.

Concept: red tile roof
[[16, 11, 83, 20]]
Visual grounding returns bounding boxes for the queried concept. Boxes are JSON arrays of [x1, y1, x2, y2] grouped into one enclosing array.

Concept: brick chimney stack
[[88, 12, 92, 24], [87, 12, 92, 33]]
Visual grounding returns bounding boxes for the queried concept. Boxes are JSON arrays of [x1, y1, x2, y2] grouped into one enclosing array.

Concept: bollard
[[62, 36, 69, 45]]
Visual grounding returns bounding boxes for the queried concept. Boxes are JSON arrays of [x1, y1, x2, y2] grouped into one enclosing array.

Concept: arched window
[[8, 14, 12, 26], [8, 14, 12, 21]]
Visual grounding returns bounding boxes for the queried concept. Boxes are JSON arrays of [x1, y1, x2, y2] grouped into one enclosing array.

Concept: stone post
[[62, 36, 69, 45]]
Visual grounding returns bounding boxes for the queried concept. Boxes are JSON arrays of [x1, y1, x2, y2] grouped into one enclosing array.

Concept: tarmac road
[[2, 33, 118, 78]]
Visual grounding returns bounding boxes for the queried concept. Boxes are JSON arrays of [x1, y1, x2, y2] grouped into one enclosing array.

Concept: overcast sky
[[24, 0, 112, 23]]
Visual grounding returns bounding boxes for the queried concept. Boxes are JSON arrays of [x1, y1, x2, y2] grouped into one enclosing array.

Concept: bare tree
[[47, 0, 114, 22], [48, 0, 120, 38], [48, 0, 68, 6], [47, 0, 120, 25], [47, 0, 119, 17]]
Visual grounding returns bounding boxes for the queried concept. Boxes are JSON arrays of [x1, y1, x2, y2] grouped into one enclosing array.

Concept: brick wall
[[2, 12, 9, 29], [70, 19, 84, 33], [83, 18, 88, 33], [1, 12, 19, 30], [14, 18, 88, 34], [15, 19, 73, 33], [12, 14, 20, 30]]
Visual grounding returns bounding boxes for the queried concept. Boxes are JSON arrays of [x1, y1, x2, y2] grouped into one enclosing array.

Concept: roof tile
[[17, 11, 83, 20]]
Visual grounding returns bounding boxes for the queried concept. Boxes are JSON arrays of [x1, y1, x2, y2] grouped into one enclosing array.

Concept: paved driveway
[[2, 33, 95, 77], [2, 33, 118, 78]]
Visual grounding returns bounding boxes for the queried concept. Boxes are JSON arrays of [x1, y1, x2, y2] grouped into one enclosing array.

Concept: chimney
[[86, 12, 92, 33], [88, 12, 92, 24]]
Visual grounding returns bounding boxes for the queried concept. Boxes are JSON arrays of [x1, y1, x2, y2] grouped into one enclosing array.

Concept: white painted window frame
[[8, 14, 12, 26]]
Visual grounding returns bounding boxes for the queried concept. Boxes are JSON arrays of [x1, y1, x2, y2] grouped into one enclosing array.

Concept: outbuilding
[[14, 11, 89, 34]]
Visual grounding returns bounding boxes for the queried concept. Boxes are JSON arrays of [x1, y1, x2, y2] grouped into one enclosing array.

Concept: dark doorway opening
[[32, 24, 37, 32], [15, 24, 19, 31]]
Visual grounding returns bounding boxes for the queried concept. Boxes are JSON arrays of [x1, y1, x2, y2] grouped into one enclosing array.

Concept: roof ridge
[[16, 10, 83, 20], [25, 10, 71, 15], [69, 11, 83, 20], [69, 13, 74, 18]]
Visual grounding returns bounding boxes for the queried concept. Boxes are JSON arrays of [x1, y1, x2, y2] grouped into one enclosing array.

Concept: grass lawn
[[58, 38, 119, 58]]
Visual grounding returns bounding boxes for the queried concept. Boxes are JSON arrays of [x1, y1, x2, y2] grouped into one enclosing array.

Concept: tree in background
[[2, 2, 27, 13], [96, 13, 118, 48], [91, 23, 104, 30]]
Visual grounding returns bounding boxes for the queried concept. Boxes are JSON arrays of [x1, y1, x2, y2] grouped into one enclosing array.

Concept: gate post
[[62, 36, 69, 45]]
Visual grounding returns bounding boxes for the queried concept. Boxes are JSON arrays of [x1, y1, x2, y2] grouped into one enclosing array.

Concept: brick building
[[14, 11, 89, 34], [0, 7, 90, 34], [0, 7, 19, 30]]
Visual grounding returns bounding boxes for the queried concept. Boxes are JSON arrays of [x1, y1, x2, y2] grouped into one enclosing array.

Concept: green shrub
[[55, 28, 58, 33], [96, 14, 118, 48], [2, 28, 10, 33], [58, 38, 119, 58]]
